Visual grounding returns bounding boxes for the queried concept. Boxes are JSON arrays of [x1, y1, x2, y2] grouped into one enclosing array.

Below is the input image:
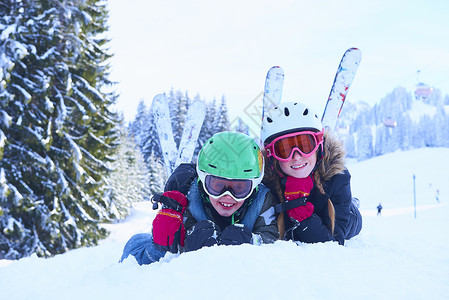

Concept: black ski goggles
[[198, 173, 259, 202]]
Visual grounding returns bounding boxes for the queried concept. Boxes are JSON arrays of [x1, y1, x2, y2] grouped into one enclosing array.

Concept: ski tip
[[347, 48, 362, 56], [344, 48, 362, 62], [268, 66, 284, 73]]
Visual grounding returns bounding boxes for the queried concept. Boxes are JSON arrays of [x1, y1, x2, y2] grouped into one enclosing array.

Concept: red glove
[[152, 191, 188, 253], [284, 176, 314, 222]]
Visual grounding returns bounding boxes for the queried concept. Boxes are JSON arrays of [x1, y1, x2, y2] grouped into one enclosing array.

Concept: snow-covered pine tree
[[374, 125, 388, 156], [195, 97, 216, 159], [146, 151, 166, 196], [106, 128, 151, 219], [356, 126, 374, 161], [168, 89, 189, 148], [0, 0, 120, 259], [344, 134, 357, 158], [234, 118, 249, 135], [213, 95, 230, 133], [140, 104, 163, 163], [435, 104, 449, 147], [398, 114, 412, 150], [129, 100, 148, 147]]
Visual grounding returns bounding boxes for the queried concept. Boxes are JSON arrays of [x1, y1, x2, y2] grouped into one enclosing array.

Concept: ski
[[152, 94, 178, 175], [175, 100, 206, 168], [262, 66, 284, 120], [321, 48, 362, 130]]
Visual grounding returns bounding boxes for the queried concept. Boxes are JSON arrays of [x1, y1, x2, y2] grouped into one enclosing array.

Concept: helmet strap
[[311, 138, 325, 174], [197, 177, 211, 203]]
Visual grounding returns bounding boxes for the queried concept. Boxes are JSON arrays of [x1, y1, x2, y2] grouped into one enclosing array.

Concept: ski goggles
[[265, 131, 324, 162], [198, 172, 261, 202]]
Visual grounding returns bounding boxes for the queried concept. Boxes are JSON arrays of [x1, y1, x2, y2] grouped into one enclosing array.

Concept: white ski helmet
[[260, 102, 323, 145]]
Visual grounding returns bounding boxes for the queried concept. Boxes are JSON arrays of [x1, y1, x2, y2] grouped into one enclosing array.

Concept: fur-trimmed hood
[[313, 130, 346, 193]]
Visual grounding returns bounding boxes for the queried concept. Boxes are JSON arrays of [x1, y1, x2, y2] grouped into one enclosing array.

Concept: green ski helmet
[[197, 131, 264, 179], [197, 131, 264, 200]]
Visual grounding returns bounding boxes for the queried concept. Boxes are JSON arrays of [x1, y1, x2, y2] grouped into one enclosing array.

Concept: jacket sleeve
[[251, 191, 280, 244], [330, 169, 362, 243]]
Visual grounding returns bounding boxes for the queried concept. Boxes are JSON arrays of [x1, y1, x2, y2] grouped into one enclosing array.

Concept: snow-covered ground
[[1, 148, 448, 300]]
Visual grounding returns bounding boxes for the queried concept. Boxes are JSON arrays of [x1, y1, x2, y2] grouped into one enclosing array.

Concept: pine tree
[[344, 134, 357, 158], [195, 98, 216, 159], [168, 90, 189, 148], [141, 104, 162, 163], [0, 0, 120, 259], [214, 95, 230, 133], [107, 128, 151, 219], [129, 100, 148, 147], [233, 118, 249, 135], [146, 152, 167, 196], [357, 126, 373, 161], [374, 125, 387, 156]]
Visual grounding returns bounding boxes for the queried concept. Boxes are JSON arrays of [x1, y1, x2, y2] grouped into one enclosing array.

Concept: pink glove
[[152, 191, 188, 252], [284, 176, 314, 222], [287, 201, 314, 222]]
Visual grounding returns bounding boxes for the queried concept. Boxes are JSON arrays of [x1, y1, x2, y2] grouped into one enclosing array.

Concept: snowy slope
[[1, 148, 449, 300]]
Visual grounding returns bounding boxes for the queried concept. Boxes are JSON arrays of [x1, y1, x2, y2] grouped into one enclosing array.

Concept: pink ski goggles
[[265, 131, 324, 162]]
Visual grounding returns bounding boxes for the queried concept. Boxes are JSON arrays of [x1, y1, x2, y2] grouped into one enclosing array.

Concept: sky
[[107, 0, 449, 129], [1, 147, 448, 299]]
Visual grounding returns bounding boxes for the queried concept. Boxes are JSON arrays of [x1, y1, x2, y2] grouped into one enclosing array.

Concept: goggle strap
[[151, 193, 184, 213], [274, 197, 308, 213]]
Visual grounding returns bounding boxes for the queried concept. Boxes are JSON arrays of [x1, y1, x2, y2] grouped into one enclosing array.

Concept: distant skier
[[120, 132, 279, 265], [377, 203, 383, 216], [436, 189, 440, 203]]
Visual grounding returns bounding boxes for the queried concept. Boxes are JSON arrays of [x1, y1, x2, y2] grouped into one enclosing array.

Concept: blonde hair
[[263, 150, 335, 239]]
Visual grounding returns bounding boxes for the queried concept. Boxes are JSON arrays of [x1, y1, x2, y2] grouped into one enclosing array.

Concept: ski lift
[[383, 118, 397, 128], [415, 82, 433, 100], [414, 70, 433, 100]]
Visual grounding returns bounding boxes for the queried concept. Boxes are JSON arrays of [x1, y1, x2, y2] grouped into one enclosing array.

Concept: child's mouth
[[291, 163, 307, 169], [220, 202, 235, 208]]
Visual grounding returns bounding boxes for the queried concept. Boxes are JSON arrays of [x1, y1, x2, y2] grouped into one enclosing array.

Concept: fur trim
[[314, 130, 346, 194]]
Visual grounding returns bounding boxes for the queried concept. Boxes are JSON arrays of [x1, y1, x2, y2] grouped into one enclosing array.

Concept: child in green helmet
[[120, 131, 279, 265]]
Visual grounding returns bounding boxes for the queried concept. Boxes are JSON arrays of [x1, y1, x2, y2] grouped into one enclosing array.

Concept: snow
[[1, 148, 449, 299], [0, 24, 16, 40], [409, 100, 437, 123]]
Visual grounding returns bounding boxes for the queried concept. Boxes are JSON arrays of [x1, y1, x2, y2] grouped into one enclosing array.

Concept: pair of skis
[[262, 47, 362, 130], [153, 48, 361, 176], [152, 94, 206, 176]]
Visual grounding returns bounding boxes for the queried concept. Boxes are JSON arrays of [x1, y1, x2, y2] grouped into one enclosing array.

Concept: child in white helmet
[[260, 102, 362, 245]]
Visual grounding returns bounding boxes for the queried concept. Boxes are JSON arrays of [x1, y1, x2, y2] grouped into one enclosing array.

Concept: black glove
[[184, 220, 220, 252], [218, 224, 252, 246], [164, 163, 197, 195]]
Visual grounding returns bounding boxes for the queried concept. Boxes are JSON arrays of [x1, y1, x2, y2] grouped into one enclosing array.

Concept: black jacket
[[284, 168, 362, 245]]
